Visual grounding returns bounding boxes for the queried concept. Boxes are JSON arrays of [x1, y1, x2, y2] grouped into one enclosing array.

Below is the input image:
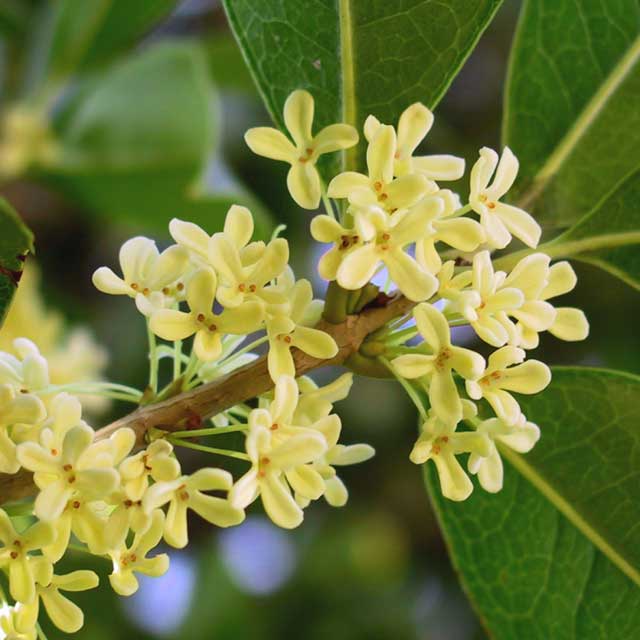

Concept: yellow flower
[[245, 90, 358, 209], [414, 189, 485, 274], [92, 236, 189, 316], [466, 346, 551, 425], [469, 146, 541, 249], [17, 424, 119, 522], [119, 440, 181, 502], [266, 269, 337, 380], [328, 124, 430, 212], [0, 510, 55, 604], [0, 384, 45, 474], [410, 401, 489, 501], [364, 103, 465, 181], [143, 468, 245, 548], [229, 376, 329, 528], [334, 201, 440, 301], [392, 303, 485, 425], [208, 207, 289, 311], [108, 510, 169, 597], [20, 560, 99, 634], [150, 268, 264, 361], [468, 415, 540, 493]]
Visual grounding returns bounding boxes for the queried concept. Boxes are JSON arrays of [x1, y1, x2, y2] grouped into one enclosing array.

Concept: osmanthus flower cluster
[[0, 88, 588, 636]]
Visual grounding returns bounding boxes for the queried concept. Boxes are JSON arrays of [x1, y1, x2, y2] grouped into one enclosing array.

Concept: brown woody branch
[[0, 294, 415, 506]]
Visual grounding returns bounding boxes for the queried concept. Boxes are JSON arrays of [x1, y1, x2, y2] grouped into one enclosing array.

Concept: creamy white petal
[[244, 127, 296, 162]]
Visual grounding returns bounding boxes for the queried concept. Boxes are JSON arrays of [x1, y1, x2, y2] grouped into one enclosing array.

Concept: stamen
[[197, 313, 205, 322]]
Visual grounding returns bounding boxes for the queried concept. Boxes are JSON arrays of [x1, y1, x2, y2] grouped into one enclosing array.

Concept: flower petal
[[432, 451, 473, 501], [150, 309, 195, 341], [224, 205, 254, 249], [386, 250, 438, 301], [312, 124, 358, 155], [397, 103, 433, 154], [549, 307, 589, 341], [244, 127, 296, 162], [287, 162, 322, 209], [412, 154, 465, 180], [414, 303, 450, 351], [367, 125, 396, 183], [292, 326, 338, 359], [486, 146, 519, 200], [92, 267, 131, 296], [494, 203, 541, 248], [336, 243, 379, 290], [284, 89, 314, 146], [327, 171, 369, 198], [169, 218, 210, 258], [260, 473, 304, 529]]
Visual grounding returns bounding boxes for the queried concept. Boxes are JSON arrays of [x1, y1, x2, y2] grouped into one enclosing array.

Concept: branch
[[0, 293, 415, 505]]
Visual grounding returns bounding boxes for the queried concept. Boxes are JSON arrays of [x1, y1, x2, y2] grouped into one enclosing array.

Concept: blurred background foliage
[[0, 1, 637, 638]]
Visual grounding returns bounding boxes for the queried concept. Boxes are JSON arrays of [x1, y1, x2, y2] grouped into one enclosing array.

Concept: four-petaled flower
[[143, 468, 245, 548], [245, 90, 358, 209], [150, 268, 263, 361], [469, 146, 541, 249], [92, 237, 189, 316], [364, 103, 465, 182], [393, 303, 485, 425], [328, 124, 430, 212], [466, 346, 551, 425]]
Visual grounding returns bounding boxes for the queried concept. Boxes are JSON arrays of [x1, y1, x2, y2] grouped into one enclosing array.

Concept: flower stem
[[378, 356, 427, 420], [146, 322, 158, 394], [173, 340, 182, 380], [323, 281, 350, 323], [168, 437, 250, 461], [321, 188, 337, 220], [170, 425, 248, 438], [221, 335, 268, 369]]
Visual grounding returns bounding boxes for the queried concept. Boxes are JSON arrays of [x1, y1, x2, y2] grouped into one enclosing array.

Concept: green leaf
[[43, 0, 178, 80], [0, 198, 34, 328], [426, 367, 640, 639], [495, 169, 640, 289], [223, 0, 503, 170], [503, 0, 640, 227]]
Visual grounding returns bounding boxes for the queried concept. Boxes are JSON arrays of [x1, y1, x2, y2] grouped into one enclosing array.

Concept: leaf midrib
[[500, 444, 640, 587], [339, 0, 357, 171], [495, 366, 640, 588], [516, 34, 640, 210]]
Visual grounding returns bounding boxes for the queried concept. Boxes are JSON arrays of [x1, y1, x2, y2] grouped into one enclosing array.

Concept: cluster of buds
[[0, 89, 588, 636]]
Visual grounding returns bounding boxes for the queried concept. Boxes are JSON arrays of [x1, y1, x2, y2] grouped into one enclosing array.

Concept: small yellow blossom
[[410, 401, 489, 501], [393, 304, 485, 425], [144, 468, 245, 548], [328, 124, 430, 212], [468, 415, 540, 493], [466, 346, 551, 425], [108, 510, 169, 597], [469, 146, 541, 248], [245, 90, 358, 209], [150, 268, 264, 361], [92, 237, 189, 316], [266, 269, 337, 380], [364, 103, 465, 181], [0, 510, 55, 604]]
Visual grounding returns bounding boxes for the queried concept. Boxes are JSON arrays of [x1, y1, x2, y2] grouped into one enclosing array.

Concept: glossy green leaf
[[223, 0, 503, 170], [503, 0, 640, 227], [426, 367, 640, 639], [43, 0, 177, 79], [0, 198, 34, 327], [496, 168, 640, 289]]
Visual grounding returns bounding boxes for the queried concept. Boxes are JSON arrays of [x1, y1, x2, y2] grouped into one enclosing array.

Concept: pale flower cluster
[[0, 88, 589, 634], [246, 90, 588, 501]]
